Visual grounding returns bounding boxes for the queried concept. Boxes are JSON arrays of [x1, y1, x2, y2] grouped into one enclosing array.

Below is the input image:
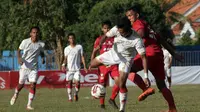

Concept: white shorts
[[66, 71, 81, 81], [96, 50, 133, 73], [164, 67, 171, 77], [19, 68, 38, 84]]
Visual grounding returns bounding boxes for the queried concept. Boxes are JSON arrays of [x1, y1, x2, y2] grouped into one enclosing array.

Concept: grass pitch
[[0, 85, 200, 112]]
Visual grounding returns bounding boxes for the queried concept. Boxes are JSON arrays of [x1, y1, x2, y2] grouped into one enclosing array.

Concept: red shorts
[[98, 65, 119, 83], [131, 52, 165, 80]]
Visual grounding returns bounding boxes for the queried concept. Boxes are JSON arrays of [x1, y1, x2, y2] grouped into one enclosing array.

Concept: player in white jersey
[[10, 26, 45, 110], [162, 47, 173, 89], [89, 17, 149, 112], [62, 33, 87, 102]]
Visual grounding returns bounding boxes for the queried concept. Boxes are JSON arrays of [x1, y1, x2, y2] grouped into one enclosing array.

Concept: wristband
[[144, 73, 148, 78], [62, 63, 65, 66]]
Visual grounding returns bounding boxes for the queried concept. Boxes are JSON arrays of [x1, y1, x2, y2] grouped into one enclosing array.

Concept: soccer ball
[[91, 84, 106, 99]]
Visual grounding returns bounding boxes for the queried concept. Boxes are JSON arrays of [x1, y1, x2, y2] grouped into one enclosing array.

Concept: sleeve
[[168, 51, 172, 58], [64, 47, 69, 57], [93, 37, 100, 48], [135, 38, 146, 55], [106, 26, 118, 38], [40, 42, 45, 51], [133, 21, 145, 32], [19, 40, 26, 50], [80, 45, 83, 56]]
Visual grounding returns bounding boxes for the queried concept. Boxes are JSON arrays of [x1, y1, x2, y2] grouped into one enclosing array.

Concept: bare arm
[[140, 53, 148, 75], [97, 35, 107, 50], [17, 49, 23, 65], [61, 56, 67, 71], [40, 51, 45, 64], [90, 48, 99, 61], [81, 55, 87, 72], [168, 56, 173, 68]]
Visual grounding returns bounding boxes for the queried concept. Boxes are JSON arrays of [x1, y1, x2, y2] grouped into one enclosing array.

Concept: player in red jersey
[[90, 20, 120, 111], [126, 6, 181, 112]]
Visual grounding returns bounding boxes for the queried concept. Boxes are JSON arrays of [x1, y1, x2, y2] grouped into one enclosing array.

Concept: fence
[[1, 50, 200, 71], [0, 50, 58, 71]]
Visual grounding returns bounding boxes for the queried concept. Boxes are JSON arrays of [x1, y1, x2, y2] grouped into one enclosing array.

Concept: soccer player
[[126, 6, 180, 112], [163, 47, 172, 89], [10, 26, 45, 110], [90, 20, 120, 110], [89, 17, 150, 112], [62, 33, 87, 102]]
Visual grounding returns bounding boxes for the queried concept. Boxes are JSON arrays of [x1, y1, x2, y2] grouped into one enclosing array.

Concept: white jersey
[[64, 44, 83, 71], [163, 48, 172, 67], [106, 26, 145, 61], [19, 38, 45, 69]]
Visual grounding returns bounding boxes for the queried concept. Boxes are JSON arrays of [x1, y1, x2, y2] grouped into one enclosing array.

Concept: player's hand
[[61, 66, 66, 72], [18, 57, 23, 65], [88, 64, 92, 71], [174, 53, 184, 62], [144, 78, 151, 88], [84, 67, 88, 73]]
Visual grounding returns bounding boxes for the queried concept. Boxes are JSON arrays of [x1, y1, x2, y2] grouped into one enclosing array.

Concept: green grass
[[0, 85, 200, 112]]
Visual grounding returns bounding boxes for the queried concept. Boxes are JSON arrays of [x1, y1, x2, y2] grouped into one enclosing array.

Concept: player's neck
[[31, 37, 38, 43], [70, 43, 76, 47]]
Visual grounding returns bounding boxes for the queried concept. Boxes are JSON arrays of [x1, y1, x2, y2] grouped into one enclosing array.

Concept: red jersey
[[132, 19, 162, 56], [93, 36, 114, 54]]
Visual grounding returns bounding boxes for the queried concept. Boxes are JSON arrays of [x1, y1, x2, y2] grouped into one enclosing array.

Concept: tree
[[66, 0, 173, 64], [0, 0, 80, 69]]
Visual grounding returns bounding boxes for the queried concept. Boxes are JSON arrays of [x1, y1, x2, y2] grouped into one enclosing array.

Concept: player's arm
[[17, 40, 26, 65], [98, 26, 118, 50], [39, 42, 45, 64], [61, 56, 67, 71], [40, 51, 45, 64], [168, 55, 173, 68], [62, 47, 68, 71], [135, 38, 150, 87], [91, 38, 100, 61], [80, 46, 87, 73], [157, 37, 183, 62], [17, 48, 23, 65], [81, 55, 87, 73]]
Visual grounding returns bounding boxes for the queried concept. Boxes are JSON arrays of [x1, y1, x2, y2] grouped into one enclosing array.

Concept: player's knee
[[113, 77, 119, 86], [30, 83, 36, 89], [156, 80, 166, 90]]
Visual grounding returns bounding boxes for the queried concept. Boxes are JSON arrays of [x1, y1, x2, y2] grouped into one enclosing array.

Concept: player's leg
[[98, 66, 108, 110], [129, 57, 155, 101], [26, 70, 38, 110], [166, 68, 172, 89], [66, 72, 74, 102], [150, 59, 176, 111], [73, 71, 81, 101], [129, 58, 147, 91], [108, 65, 120, 109], [10, 69, 27, 105], [118, 62, 131, 112]]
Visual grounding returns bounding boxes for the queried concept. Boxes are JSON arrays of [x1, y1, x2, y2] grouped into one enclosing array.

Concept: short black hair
[[126, 5, 141, 15], [117, 17, 132, 32], [102, 20, 112, 27], [30, 26, 40, 33], [67, 33, 75, 39]]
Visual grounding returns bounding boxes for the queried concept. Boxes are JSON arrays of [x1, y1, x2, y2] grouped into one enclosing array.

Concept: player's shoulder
[[64, 45, 70, 50], [133, 19, 147, 27], [76, 44, 83, 49], [22, 38, 31, 43], [38, 40, 45, 47]]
